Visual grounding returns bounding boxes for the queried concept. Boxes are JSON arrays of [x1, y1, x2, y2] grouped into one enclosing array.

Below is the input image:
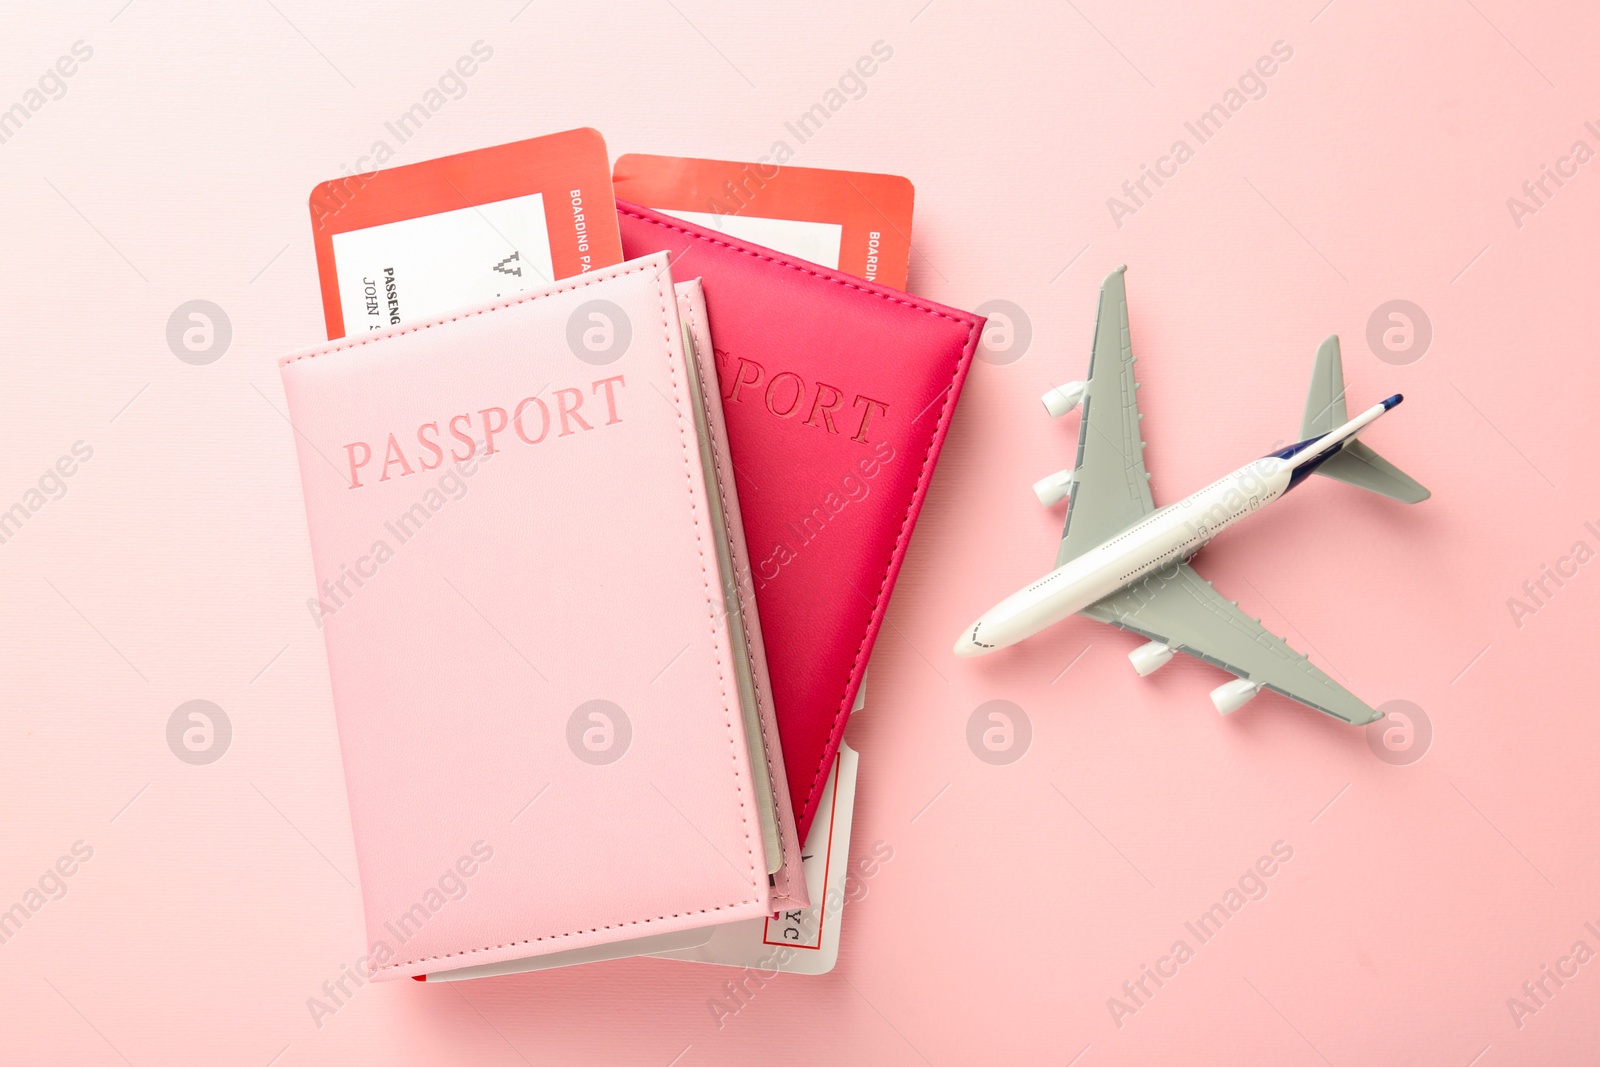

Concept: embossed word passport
[[279, 254, 798, 980], [617, 202, 985, 839]]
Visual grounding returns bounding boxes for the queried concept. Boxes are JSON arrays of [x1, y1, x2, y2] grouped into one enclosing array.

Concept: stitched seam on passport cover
[[381, 898, 767, 972], [648, 263, 762, 906], [683, 291, 794, 901], [280, 258, 765, 972], [618, 207, 979, 823]]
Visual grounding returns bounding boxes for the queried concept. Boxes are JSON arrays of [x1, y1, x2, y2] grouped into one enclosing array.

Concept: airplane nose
[[953, 623, 987, 657]]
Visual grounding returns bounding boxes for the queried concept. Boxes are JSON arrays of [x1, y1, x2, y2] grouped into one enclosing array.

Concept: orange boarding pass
[[310, 128, 622, 338], [612, 153, 913, 289]]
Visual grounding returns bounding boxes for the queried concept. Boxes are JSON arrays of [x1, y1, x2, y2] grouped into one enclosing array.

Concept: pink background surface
[[2, 1, 1595, 1064]]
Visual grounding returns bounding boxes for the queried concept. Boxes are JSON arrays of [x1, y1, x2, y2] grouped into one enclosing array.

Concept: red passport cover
[[618, 201, 983, 838]]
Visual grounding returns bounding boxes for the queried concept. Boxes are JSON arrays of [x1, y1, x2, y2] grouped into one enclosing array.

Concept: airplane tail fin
[[1300, 336, 1431, 503]]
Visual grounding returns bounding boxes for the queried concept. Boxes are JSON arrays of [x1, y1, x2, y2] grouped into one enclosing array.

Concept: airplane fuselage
[[955, 396, 1401, 657]]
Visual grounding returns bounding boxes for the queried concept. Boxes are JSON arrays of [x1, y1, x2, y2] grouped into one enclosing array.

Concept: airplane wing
[[1055, 266, 1155, 568], [1079, 562, 1381, 724]]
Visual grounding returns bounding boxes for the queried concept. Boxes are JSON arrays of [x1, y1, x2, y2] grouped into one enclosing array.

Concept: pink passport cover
[[618, 202, 985, 839], [279, 254, 772, 980]]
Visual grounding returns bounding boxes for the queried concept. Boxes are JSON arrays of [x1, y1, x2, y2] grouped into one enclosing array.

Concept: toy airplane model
[[954, 267, 1429, 724]]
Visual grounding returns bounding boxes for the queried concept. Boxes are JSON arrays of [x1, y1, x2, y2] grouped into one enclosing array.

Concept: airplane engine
[[1128, 641, 1175, 676], [1041, 381, 1087, 417], [1210, 678, 1263, 715], [1032, 470, 1075, 506]]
